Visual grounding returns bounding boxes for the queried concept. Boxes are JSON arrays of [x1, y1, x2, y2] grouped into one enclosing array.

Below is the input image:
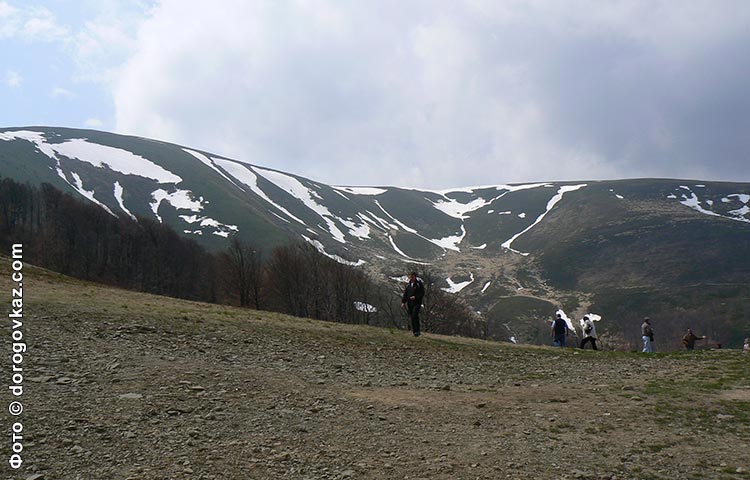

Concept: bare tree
[[220, 236, 264, 309], [408, 266, 486, 337]]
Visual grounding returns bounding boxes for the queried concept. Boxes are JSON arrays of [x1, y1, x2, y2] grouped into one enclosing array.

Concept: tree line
[[0, 178, 217, 301], [0, 178, 483, 336]]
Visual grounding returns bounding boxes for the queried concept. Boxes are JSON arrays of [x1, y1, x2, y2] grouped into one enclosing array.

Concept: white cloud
[[5, 70, 21, 87], [114, 0, 572, 187], [51, 86, 74, 99], [0, 2, 140, 83], [0, 2, 17, 18], [96, 0, 750, 187], [0, 3, 71, 44], [21, 6, 69, 41], [0, 1, 19, 38], [84, 117, 103, 128], [71, 11, 142, 84]]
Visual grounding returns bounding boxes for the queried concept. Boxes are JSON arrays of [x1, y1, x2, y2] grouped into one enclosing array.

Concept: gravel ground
[[2, 266, 749, 480]]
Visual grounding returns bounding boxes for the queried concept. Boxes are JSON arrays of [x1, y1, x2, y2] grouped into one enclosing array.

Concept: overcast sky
[[2, 1, 749, 188]]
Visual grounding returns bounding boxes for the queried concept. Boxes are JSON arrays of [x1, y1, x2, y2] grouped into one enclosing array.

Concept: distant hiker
[[551, 313, 568, 347], [401, 271, 425, 337], [579, 316, 598, 350], [681, 328, 705, 351], [744, 338, 749, 352], [641, 317, 654, 353]]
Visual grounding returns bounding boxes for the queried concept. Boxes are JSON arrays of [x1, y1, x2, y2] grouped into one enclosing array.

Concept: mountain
[[2, 126, 749, 346]]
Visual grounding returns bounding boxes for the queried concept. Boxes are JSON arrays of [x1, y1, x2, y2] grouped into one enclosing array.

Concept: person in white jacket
[[579, 316, 598, 350]]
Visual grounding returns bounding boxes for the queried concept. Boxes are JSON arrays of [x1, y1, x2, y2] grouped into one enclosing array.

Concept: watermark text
[[8, 244, 25, 469]]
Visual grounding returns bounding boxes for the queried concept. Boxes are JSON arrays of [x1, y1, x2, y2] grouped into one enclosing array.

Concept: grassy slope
[[511, 181, 750, 348], [1, 260, 750, 479]]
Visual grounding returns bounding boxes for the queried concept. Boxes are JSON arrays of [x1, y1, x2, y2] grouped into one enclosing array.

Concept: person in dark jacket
[[551, 313, 568, 347], [402, 272, 425, 337], [682, 328, 705, 350]]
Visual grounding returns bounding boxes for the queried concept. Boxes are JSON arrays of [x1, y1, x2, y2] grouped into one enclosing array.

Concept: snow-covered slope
[[3, 127, 750, 261], [0, 127, 610, 261], [3, 126, 750, 347]]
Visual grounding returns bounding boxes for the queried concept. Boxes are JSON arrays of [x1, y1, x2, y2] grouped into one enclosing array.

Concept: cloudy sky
[[1, 1, 749, 188]]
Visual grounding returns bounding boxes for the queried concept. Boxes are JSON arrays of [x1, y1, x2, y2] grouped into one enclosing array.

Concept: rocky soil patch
[[1, 267, 749, 479]]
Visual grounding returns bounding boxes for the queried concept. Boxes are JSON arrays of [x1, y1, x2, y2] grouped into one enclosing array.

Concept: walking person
[[579, 316, 598, 350], [401, 271, 425, 337], [681, 328, 706, 351], [743, 338, 749, 353], [551, 313, 568, 347], [641, 317, 654, 352]]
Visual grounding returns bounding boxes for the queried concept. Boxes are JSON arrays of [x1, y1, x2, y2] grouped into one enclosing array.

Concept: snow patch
[[430, 225, 466, 252], [113, 181, 136, 221], [257, 167, 348, 243], [429, 182, 551, 195], [354, 302, 377, 313], [183, 149, 244, 191], [726, 194, 750, 204], [502, 184, 587, 255], [333, 186, 387, 196], [301, 235, 365, 266], [679, 189, 724, 219], [430, 196, 489, 219], [1, 130, 61, 162], [2, 130, 181, 183], [173, 211, 240, 237], [150, 189, 202, 222], [332, 189, 350, 200], [729, 205, 750, 217], [442, 273, 474, 293], [269, 211, 291, 224], [214, 159, 307, 226], [149, 188, 240, 238], [388, 235, 414, 259], [339, 216, 371, 240], [481, 281, 491, 293], [54, 137, 180, 183], [680, 186, 750, 223], [70, 172, 116, 217], [375, 200, 458, 252]]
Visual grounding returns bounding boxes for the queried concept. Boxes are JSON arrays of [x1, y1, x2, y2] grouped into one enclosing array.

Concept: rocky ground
[[2, 264, 750, 480]]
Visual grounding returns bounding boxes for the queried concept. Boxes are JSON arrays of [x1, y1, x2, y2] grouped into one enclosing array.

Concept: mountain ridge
[[2, 126, 749, 347]]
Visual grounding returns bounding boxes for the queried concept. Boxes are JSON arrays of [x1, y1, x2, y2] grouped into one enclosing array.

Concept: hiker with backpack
[[401, 271, 425, 337], [579, 315, 598, 350], [551, 313, 569, 347]]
